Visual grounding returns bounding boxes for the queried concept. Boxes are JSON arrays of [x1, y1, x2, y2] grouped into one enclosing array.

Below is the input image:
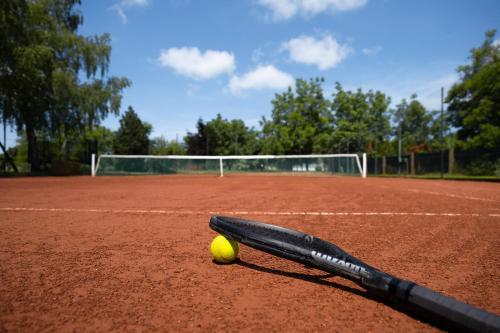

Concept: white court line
[[0, 207, 499, 218], [407, 189, 499, 203]]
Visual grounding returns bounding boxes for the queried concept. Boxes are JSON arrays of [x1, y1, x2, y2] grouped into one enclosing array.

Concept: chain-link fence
[[368, 149, 500, 177]]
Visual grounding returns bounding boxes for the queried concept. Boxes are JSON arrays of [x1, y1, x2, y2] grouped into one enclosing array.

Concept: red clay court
[[1, 175, 499, 332]]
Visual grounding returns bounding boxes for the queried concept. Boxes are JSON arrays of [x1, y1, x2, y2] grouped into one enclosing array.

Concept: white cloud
[[111, 0, 149, 23], [493, 39, 500, 47], [257, 0, 367, 20], [362, 45, 382, 56], [283, 35, 351, 70], [228, 65, 294, 94], [111, 5, 128, 24], [121, 0, 149, 7], [158, 47, 235, 80], [258, 0, 297, 20]]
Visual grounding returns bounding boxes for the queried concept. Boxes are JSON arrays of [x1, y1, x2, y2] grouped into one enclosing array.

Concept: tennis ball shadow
[[211, 258, 242, 265]]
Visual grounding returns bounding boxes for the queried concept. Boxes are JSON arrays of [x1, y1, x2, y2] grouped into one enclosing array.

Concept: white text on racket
[[311, 251, 370, 278]]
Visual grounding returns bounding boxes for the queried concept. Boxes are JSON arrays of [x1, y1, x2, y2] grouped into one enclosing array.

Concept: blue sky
[[2, 0, 500, 147]]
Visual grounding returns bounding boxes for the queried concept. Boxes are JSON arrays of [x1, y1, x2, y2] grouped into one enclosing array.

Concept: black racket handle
[[396, 282, 500, 332]]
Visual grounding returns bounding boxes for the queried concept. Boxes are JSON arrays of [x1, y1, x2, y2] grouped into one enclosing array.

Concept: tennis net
[[92, 154, 367, 177]]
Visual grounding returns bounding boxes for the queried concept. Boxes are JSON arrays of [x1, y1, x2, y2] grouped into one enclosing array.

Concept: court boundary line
[[407, 189, 499, 203], [1, 207, 499, 218]]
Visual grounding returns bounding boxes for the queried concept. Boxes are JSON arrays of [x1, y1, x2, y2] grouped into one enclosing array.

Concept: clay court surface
[[0, 175, 499, 332]]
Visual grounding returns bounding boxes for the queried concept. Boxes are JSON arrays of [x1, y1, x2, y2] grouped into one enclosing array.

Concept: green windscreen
[[96, 157, 220, 175], [222, 157, 359, 175]]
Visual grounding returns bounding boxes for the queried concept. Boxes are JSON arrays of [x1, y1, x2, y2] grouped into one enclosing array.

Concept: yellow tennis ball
[[210, 235, 239, 263]]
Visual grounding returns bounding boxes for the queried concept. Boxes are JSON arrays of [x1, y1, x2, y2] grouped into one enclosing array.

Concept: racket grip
[[401, 283, 500, 332]]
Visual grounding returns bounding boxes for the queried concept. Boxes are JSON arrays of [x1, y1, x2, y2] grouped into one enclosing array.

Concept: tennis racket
[[209, 215, 500, 332]]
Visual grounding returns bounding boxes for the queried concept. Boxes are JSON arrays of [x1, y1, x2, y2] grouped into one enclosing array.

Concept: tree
[[185, 115, 258, 155], [0, 0, 129, 172], [114, 107, 151, 154], [0, 0, 26, 124], [427, 109, 455, 152], [0, 0, 53, 171], [0, 140, 18, 172], [206, 115, 258, 155], [447, 30, 500, 149], [84, 126, 115, 156], [366, 90, 392, 155], [151, 136, 186, 155], [260, 78, 332, 154], [331, 83, 391, 154], [185, 118, 209, 155], [393, 95, 433, 153]]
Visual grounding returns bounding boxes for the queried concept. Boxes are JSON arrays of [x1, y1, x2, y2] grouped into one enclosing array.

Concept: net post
[[91, 154, 96, 177], [219, 157, 224, 177], [362, 153, 367, 178]]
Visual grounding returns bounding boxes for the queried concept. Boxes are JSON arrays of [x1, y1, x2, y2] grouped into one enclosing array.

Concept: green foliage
[[393, 95, 433, 153], [185, 115, 258, 155], [260, 80, 392, 156], [150, 136, 186, 155], [82, 126, 115, 156], [331, 83, 391, 154], [185, 118, 207, 155], [0, 0, 129, 172], [113, 106, 151, 155], [464, 159, 500, 176], [207, 115, 258, 155], [447, 30, 500, 150], [261, 78, 332, 154]]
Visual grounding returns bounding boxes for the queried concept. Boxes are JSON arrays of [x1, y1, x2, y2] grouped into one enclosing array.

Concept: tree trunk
[[448, 148, 455, 174], [63, 125, 70, 160], [0, 141, 18, 173], [410, 152, 415, 175], [25, 122, 41, 173]]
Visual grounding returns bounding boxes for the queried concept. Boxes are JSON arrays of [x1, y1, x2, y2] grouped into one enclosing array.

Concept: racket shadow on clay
[[235, 258, 466, 332]]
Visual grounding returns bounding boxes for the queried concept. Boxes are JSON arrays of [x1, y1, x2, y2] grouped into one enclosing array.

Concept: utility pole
[[3, 112, 6, 149], [440, 87, 445, 179], [234, 131, 238, 155], [206, 129, 209, 155], [3, 110, 6, 172], [398, 126, 402, 175]]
